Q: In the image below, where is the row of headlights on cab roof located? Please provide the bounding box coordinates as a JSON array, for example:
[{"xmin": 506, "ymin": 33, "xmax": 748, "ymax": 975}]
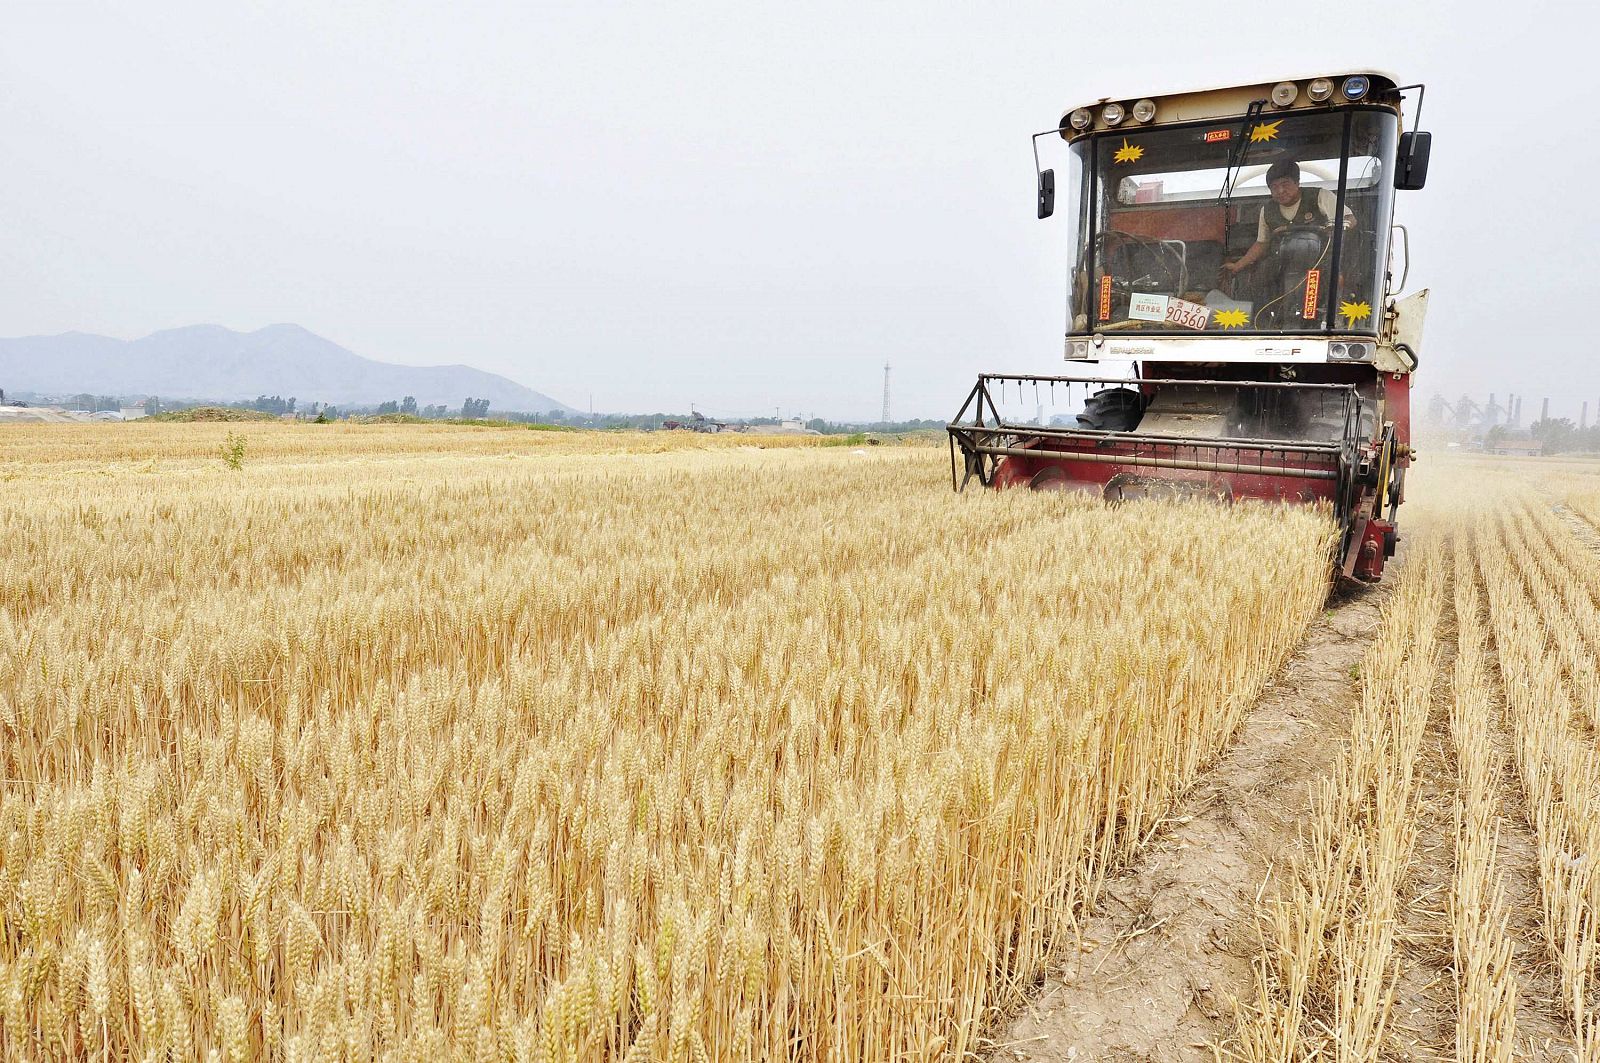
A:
[{"xmin": 1067, "ymin": 75, "xmax": 1374, "ymax": 132}]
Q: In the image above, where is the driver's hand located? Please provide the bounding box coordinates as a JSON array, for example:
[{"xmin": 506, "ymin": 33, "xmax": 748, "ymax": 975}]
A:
[{"xmin": 1220, "ymin": 260, "xmax": 1241, "ymax": 276}]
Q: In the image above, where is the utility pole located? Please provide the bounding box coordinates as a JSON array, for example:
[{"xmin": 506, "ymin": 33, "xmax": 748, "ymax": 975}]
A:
[{"xmin": 881, "ymin": 363, "xmax": 891, "ymax": 426}]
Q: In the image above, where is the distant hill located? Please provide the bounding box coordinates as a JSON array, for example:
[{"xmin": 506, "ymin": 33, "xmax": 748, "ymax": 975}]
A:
[{"xmin": 0, "ymin": 324, "xmax": 575, "ymax": 413}]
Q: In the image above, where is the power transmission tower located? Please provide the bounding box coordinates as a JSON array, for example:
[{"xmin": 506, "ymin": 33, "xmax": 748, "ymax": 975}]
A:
[{"xmin": 881, "ymin": 363, "xmax": 891, "ymax": 425}]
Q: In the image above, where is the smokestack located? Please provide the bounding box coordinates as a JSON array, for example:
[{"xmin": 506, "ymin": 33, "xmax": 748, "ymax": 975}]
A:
[
  {"xmin": 1514, "ymin": 395, "xmax": 1522, "ymax": 426},
  {"xmin": 1508, "ymin": 394, "xmax": 1517, "ymax": 427},
  {"xmin": 1585, "ymin": 402, "xmax": 1591, "ymax": 431},
  {"xmin": 1543, "ymin": 397, "xmax": 1551, "ymax": 422}
]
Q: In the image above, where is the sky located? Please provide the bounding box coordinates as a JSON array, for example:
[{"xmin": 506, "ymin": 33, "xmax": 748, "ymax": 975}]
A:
[{"xmin": 2, "ymin": 0, "xmax": 1589, "ymax": 421}]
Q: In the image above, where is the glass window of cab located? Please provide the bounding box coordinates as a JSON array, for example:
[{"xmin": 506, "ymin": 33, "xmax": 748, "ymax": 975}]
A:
[{"xmin": 1065, "ymin": 108, "xmax": 1397, "ymax": 337}]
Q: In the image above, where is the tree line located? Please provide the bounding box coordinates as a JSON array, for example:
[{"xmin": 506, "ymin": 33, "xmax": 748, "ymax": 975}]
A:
[{"xmin": 1488, "ymin": 417, "xmax": 1600, "ymax": 455}]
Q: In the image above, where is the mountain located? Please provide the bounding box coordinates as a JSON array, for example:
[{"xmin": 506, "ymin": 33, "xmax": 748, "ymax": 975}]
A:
[{"xmin": 0, "ymin": 324, "xmax": 575, "ymax": 413}]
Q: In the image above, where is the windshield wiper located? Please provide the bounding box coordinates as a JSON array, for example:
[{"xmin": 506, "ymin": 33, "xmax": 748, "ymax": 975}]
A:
[{"xmin": 1217, "ymin": 99, "xmax": 1268, "ymax": 206}]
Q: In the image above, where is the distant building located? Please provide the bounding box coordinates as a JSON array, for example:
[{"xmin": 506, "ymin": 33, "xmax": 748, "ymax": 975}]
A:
[
  {"xmin": 119, "ymin": 405, "xmax": 147, "ymax": 420},
  {"xmin": 763, "ymin": 417, "xmax": 822, "ymax": 436},
  {"xmin": 1490, "ymin": 437, "xmax": 1544, "ymax": 457}
]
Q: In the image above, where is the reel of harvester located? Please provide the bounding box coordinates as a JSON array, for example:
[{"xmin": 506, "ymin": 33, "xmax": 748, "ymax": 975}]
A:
[{"xmin": 947, "ymin": 374, "xmax": 1389, "ymax": 579}]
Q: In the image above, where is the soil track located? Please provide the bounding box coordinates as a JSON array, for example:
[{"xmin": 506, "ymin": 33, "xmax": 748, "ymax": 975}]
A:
[
  {"xmin": 993, "ymin": 579, "xmax": 1390, "ymax": 1061},
  {"xmin": 1385, "ymin": 609, "xmax": 1458, "ymax": 1061}
]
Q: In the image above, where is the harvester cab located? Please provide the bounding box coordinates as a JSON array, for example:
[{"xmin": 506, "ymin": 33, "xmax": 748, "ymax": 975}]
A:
[{"xmin": 948, "ymin": 73, "xmax": 1429, "ymax": 582}]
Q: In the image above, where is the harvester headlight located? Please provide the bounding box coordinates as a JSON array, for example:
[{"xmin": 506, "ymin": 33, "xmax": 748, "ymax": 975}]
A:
[
  {"xmin": 1068, "ymin": 107, "xmax": 1093, "ymax": 130},
  {"xmin": 1101, "ymin": 102, "xmax": 1125, "ymax": 126},
  {"xmin": 1271, "ymin": 81, "xmax": 1299, "ymax": 107},
  {"xmin": 1348, "ymin": 342, "xmax": 1372, "ymax": 361},
  {"xmin": 1132, "ymin": 98, "xmax": 1157, "ymax": 123},
  {"xmin": 1330, "ymin": 342, "xmax": 1348, "ymax": 359},
  {"xmin": 1307, "ymin": 77, "xmax": 1334, "ymax": 102},
  {"xmin": 1342, "ymin": 75, "xmax": 1371, "ymax": 100},
  {"xmin": 1066, "ymin": 339, "xmax": 1091, "ymax": 360}
]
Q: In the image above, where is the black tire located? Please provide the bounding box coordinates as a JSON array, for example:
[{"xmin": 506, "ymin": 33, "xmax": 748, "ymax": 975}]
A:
[{"xmin": 1076, "ymin": 387, "xmax": 1143, "ymax": 432}]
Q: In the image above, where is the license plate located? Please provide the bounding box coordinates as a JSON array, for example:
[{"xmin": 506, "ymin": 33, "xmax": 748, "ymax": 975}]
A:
[{"xmin": 1164, "ymin": 297, "xmax": 1211, "ymax": 331}]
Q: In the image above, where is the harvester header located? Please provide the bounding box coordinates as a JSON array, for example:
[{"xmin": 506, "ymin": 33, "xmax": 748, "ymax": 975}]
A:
[{"xmin": 950, "ymin": 71, "xmax": 1431, "ymax": 582}]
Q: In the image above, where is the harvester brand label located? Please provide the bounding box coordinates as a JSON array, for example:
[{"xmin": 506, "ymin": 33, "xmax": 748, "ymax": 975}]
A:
[
  {"xmin": 1127, "ymin": 293, "xmax": 1169, "ymax": 322},
  {"xmin": 1204, "ymin": 129, "xmax": 1232, "ymax": 143},
  {"xmin": 1302, "ymin": 269, "xmax": 1321, "ymax": 319},
  {"xmin": 1164, "ymin": 296, "xmax": 1211, "ymax": 331},
  {"xmin": 1098, "ymin": 274, "xmax": 1113, "ymax": 321}
]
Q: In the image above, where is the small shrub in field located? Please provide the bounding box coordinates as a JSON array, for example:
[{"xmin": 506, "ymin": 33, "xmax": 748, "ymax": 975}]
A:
[{"xmin": 219, "ymin": 431, "xmax": 247, "ymax": 469}]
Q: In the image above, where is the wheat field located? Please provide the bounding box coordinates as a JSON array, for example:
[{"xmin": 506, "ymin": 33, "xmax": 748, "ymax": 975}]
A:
[{"xmin": 0, "ymin": 424, "xmax": 1334, "ymax": 1062}]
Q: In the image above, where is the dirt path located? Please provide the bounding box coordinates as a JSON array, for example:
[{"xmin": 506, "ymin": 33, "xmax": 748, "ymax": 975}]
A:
[
  {"xmin": 993, "ymin": 580, "xmax": 1389, "ymax": 1062},
  {"xmin": 1385, "ymin": 595, "xmax": 1459, "ymax": 1062}
]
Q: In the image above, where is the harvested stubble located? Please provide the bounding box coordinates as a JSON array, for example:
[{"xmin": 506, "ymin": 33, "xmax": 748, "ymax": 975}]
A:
[
  {"xmin": 1449, "ymin": 536, "xmax": 1517, "ymax": 1061},
  {"xmin": 1237, "ymin": 460, "xmax": 1600, "ymax": 1062},
  {"xmin": 1235, "ymin": 536, "xmax": 1446, "ymax": 1061},
  {"xmin": 0, "ymin": 427, "xmax": 1332, "ymax": 1061},
  {"xmin": 1475, "ymin": 497, "xmax": 1600, "ymax": 1057}
]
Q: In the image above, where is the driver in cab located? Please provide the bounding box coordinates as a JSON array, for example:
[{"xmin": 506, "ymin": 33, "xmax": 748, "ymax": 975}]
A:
[{"xmin": 1220, "ymin": 159, "xmax": 1355, "ymax": 278}]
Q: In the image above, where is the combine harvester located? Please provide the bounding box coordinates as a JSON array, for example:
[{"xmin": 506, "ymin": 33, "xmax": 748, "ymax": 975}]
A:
[{"xmin": 948, "ymin": 72, "xmax": 1430, "ymax": 582}]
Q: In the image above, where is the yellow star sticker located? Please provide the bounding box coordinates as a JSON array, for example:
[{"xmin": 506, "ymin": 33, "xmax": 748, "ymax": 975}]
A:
[
  {"xmin": 1214, "ymin": 309, "xmax": 1250, "ymax": 329},
  {"xmin": 1339, "ymin": 300, "xmax": 1372, "ymax": 324},
  {"xmin": 1113, "ymin": 138, "xmax": 1143, "ymax": 164},
  {"xmin": 1249, "ymin": 120, "xmax": 1281, "ymax": 143}
]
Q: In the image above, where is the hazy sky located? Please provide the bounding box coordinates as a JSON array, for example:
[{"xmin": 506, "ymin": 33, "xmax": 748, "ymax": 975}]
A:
[{"xmin": 3, "ymin": 1, "xmax": 1586, "ymax": 420}]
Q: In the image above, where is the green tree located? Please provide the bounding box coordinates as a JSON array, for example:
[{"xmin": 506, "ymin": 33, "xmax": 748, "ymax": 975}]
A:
[{"xmin": 1531, "ymin": 417, "xmax": 1576, "ymax": 454}]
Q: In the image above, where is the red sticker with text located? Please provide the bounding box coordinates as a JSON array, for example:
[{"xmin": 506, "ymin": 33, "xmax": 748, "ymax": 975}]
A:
[
  {"xmin": 1204, "ymin": 129, "xmax": 1232, "ymax": 143},
  {"xmin": 1299, "ymin": 267, "xmax": 1324, "ymax": 316},
  {"xmin": 1099, "ymin": 275, "xmax": 1113, "ymax": 322},
  {"xmin": 1302, "ymin": 269, "xmax": 1321, "ymax": 319}
]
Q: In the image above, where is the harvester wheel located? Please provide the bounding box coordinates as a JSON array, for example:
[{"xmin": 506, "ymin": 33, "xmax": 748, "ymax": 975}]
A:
[{"xmin": 1076, "ymin": 388, "xmax": 1143, "ymax": 432}]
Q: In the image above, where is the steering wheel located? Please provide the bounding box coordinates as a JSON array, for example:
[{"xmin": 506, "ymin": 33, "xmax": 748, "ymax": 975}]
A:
[
  {"xmin": 1267, "ymin": 223, "xmax": 1332, "ymax": 250},
  {"xmin": 1092, "ymin": 231, "xmax": 1187, "ymax": 311}
]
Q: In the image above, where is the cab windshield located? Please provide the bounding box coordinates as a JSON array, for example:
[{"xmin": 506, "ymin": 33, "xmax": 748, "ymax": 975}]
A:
[{"xmin": 1065, "ymin": 109, "xmax": 1397, "ymax": 336}]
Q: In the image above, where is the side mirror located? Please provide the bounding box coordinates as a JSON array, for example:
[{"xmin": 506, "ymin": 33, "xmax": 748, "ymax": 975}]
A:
[
  {"xmin": 1037, "ymin": 169, "xmax": 1055, "ymax": 219},
  {"xmin": 1395, "ymin": 131, "xmax": 1431, "ymax": 190}
]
